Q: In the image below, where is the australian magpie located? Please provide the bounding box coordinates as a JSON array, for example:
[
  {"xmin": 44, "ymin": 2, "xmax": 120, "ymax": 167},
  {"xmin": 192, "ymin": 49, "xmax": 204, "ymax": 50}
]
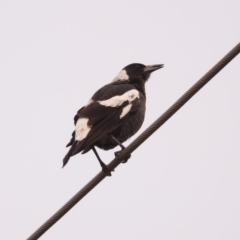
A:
[{"xmin": 63, "ymin": 63, "xmax": 164, "ymax": 175}]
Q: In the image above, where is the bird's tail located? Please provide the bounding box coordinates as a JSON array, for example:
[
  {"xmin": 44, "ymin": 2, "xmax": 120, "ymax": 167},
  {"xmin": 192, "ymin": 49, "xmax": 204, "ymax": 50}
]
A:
[{"xmin": 62, "ymin": 141, "xmax": 78, "ymax": 168}]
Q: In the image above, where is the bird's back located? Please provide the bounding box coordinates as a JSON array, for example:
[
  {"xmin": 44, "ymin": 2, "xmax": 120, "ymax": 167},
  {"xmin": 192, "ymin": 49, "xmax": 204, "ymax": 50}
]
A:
[{"xmin": 94, "ymin": 83, "xmax": 146, "ymax": 150}]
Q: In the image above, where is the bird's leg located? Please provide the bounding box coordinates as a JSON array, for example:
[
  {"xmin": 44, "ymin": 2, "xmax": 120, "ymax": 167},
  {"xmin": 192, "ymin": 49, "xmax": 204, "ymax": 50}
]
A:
[
  {"xmin": 110, "ymin": 134, "xmax": 125, "ymax": 150},
  {"xmin": 109, "ymin": 134, "xmax": 131, "ymax": 163},
  {"xmin": 92, "ymin": 146, "xmax": 112, "ymax": 176}
]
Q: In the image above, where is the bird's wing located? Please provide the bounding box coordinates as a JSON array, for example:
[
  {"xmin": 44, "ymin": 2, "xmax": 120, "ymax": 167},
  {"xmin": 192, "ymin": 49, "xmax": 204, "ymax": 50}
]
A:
[
  {"xmin": 71, "ymin": 82, "xmax": 142, "ymax": 154},
  {"xmin": 84, "ymin": 98, "xmax": 141, "ymax": 153}
]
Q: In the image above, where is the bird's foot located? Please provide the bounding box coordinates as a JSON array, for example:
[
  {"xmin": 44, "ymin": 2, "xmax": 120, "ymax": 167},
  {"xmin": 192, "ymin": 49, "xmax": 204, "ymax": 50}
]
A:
[
  {"xmin": 114, "ymin": 150, "xmax": 131, "ymax": 163},
  {"xmin": 101, "ymin": 165, "xmax": 112, "ymax": 177},
  {"xmin": 92, "ymin": 146, "xmax": 112, "ymax": 176}
]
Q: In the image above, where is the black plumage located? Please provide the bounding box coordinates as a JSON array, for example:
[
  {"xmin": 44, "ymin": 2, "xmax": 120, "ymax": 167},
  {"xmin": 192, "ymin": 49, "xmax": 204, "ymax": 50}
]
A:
[{"xmin": 63, "ymin": 63, "xmax": 163, "ymax": 175}]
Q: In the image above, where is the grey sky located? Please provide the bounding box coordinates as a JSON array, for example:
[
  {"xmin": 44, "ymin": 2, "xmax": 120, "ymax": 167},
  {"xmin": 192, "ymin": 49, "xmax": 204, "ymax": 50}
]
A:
[{"xmin": 0, "ymin": 1, "xmax": 240, "ymax": 239}]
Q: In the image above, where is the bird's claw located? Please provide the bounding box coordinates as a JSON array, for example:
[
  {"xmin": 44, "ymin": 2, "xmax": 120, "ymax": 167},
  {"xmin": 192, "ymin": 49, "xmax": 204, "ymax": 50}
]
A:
[
  {"xmin": 102, "ymin": 166, "xmax": 112, "ymax": 177},
  {"xmin": 114, "ymin": 150, "xmax": 131, "ymax": 163}
]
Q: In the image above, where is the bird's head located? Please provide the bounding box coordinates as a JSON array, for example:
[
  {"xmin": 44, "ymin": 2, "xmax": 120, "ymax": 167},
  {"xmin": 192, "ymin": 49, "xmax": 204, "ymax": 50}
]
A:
[{"xmin": 113, "ymin": 63, "xmax": 164, "ymax": 84}]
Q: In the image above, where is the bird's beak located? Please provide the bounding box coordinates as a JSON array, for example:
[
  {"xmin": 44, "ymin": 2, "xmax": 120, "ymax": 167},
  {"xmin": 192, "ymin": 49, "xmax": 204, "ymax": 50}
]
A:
[{"xmin": 144, "ymin": 64, "xmax": 164, "ymax": 73}]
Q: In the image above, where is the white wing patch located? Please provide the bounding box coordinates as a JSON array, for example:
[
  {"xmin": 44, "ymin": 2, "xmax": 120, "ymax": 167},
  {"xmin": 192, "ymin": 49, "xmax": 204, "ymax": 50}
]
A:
[
  {"xmin": 112, "ymin": 70, "xmax": 129, "ymax": 82},
  {"xmin": 86, "ymin": 98, "xmax": 93, "ymax": 106},
  {"xmin": 98, "ymin": 89, "xmax": 139, "ymax": 107},
  {"xmin": 75, "ymin": 118, "xmax": 91, "ymax": 141},
  {"xmin": 120, "ymin": 104, "xmax": 132, "ymax": 119}
]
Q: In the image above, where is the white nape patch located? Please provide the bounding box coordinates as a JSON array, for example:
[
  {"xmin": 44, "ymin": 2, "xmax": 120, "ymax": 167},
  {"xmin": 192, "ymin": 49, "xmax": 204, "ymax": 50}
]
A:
[
  {"xmin": 98, "ymin": 89, "xmax": 139, "ymax": 107},
  {"xmin": 75, "ymin": 118, "xmax": 91, "ymax": 141},
  {"xmin": 120, "ymin": 104, "xmax": 132, "ymax": 119},
  {"xmin": 86, "ymin": 99, "xmax": 93, "ymax": 106},
  {"xmin": 112, "ymin": 70, "xmax": 129, "ymax": 82}
]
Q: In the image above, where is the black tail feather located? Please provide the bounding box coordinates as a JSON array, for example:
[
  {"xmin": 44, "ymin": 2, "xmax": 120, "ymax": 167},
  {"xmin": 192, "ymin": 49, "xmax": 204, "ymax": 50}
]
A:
[
  {"xmin": 66, "ymin": 131, "xmax": 75, "ymax": 147},
  {"xmin": 71, "ymin": 139, "xmax": 85, "ymax": 156},
  {"xmin": 62, "ymin": 141, "xmax": 78, "ymax": 168}
]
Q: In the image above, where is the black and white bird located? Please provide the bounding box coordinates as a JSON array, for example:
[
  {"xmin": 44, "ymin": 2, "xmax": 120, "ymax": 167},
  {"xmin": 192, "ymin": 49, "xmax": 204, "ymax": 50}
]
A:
[{"xmin": 63, "ymin": 63, "xmax": 163, "ymax": 175}]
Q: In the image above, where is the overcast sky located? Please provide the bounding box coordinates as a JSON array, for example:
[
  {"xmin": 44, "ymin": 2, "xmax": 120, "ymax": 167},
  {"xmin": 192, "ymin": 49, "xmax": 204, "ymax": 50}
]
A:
[{"xmin": 1, "ymin": 1, "xmax": 240, "ymax": 239}]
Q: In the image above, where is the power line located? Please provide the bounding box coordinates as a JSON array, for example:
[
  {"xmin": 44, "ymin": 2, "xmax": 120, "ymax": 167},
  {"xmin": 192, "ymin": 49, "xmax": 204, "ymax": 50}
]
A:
[{"xmin": 26, "ymin": 42, "xmax": 240, "ymax": 240}]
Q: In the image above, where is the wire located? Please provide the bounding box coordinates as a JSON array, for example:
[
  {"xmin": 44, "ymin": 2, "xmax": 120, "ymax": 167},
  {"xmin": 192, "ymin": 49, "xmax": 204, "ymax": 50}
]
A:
[{"xmin": 26, "ymin": 42, "xmax": 240, "ymax": 240}]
